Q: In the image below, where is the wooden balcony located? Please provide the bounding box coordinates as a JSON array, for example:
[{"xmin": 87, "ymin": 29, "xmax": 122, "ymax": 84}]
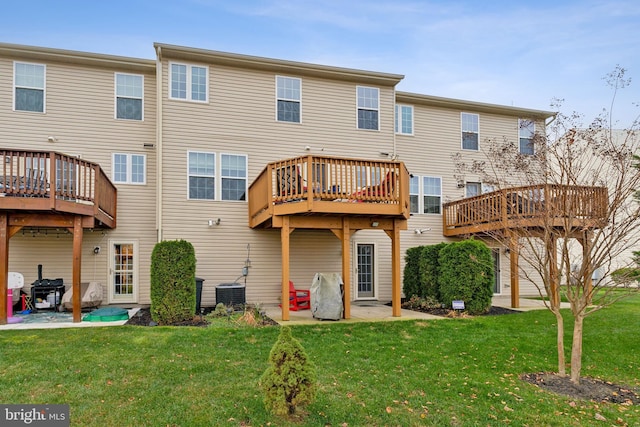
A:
[
  {"xmin": 443, "ymin": 184, "xmax": 608, "ymax": 237},
  {"xmin": 0, "ymin": 149, "xmax": 117, "ymax": 229},
  {"xmin": 248, "ymin": 155, "xmax": 410, "ymax": 229}
]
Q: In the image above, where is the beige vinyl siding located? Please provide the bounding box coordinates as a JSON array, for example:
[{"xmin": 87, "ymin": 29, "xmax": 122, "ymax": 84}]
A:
[
  {"xmin": 159, "ymin": 56, "xmax": 398, "ymax": 304},
  {"xmin": 0, "ymin": 51, "xmax": 158, "ymax": 304}
]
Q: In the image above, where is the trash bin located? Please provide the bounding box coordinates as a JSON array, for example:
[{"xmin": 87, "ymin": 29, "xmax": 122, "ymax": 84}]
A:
[
  {"xmin": 216, "ymin": 283, "xmax": 246, "ymax": 306},
  {"xmin": 195, "ymin": 277, "xmax": 205, "ymax": 313}
]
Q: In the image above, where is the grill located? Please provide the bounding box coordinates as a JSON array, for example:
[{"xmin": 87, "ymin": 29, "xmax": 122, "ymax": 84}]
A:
[{"xmin": 31, "ymin": 264, "xmax": 65, "ymax": 310}]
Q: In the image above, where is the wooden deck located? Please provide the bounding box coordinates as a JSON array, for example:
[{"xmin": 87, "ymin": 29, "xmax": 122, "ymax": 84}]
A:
[
  {"xmin": 248, "ymin": 155, "xmax": 410, "ymax": 322},
  {"xmin": 443, "ymin": 184, "xmax": 608, "ymax": 237},
  {"xmin": 0, "ymin": 149, "xmax": 117, "ymax": 325},
  {"xmin": 248, "ymin": 155, "xmax": 410, "ymax": 229},
  {"xmin": 0, "ymin": 149, "xmax": 117, "ymax": 229}
]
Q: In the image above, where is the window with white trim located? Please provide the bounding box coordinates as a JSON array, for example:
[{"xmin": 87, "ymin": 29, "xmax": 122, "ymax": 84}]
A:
[
  {"xmin": 395, "ymin": 104, "xmax": 413, "ymax": 135},
  {"xmin": 188, "ymin": 151, "xmax": 215, "ymax": 199},
  {"xmin": 115, "ymin": 73, "xmax": 143, "ymax": 120},
  {"xmin": 519, "ymin": 119, "xmax": 535, "ymax": 155},
  {"xmin": 357, "ymin": 86, "xmax": 379, "ymax": 130},
  {"xmin": 423, "ymin": 176, "xmax": 442, "ymax": 214},
  {"xmin": 221, "ymin": 154, "xmax": 247, "ymax": 201},
  {"xmin": 409, "ymin": 175, "xmax": 419, "ymax": 214},
  {"xmin": 276, "ymin": 76, "xmax": 301, "ymax": 123},
  {"xmin": 14, "ymin": 62, "xmax": 45, "ymax": 112},
  {"xmin": 113, "ymin": 153, "xmax": 146, "ymax": 184},
  {"xmin": 465, "ymin": 182, "xmax": 481, "ymax": 198},
  {"xmin": 170, "ymin": 63, "xmax": 208, "ymax": 102},
  {"xmin": 461, "ymin": 112, "xmax": 479, "ymax": 150},
  {"xmin": 410, "ymin": 175, "xmax": 442, "ymax": 214}
]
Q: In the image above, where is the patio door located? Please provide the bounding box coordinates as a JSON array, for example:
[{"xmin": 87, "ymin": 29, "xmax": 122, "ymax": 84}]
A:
[
  {"xmin": 355, "ymin": 243, "xmax": 376, "ymax": 299},
  {"xmin": 108, "ymin": 240, "xmax": 138, "ymax": 303}
]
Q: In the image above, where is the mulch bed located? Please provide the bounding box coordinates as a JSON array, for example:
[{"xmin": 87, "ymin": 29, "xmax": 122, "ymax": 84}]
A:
[
  {"xmin": 521, "ymin": 372, "xmax": 640, "ymax": 405},
  {"xmin": 125, "ymin": 306, "xmax": 278, "ymax": 327}
]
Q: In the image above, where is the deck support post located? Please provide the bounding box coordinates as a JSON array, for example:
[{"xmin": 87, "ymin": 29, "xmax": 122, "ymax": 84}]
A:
[
  {"xmin": 341, "ymin": 218, "xmax": 351, "ymax": 319},
  {"xmin": 280, "ymin": 216, "xmax": 291, "ymax": 321},
  {"xmin": 72, "ymin": 215, "xmax": 83, "ymax": 323},
  {"xmin": 0, "ymin": 213, "xmax": 8, "ymax": 325},
  {"xmin": 386, "ymin": 219, "xmax": 402, "ymax": 317},
  {"xmin": 509, "ymin": 232, "xmax": 520, "ymax": 308}
]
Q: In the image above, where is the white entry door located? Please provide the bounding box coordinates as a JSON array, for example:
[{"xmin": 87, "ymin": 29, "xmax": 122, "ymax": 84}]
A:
[
  {"xmin": 355, "ymin": 243, "xmax": 377, "ymax": 299},
  {"xmin": 109, "ymin": 240, "xmax": 138, "ymax": 303}
]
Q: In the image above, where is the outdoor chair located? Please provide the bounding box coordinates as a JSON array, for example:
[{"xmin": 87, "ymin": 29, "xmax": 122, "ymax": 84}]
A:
[{"xmin": 279, "ymin": 280, "xmax": 311, "ymax": 311}]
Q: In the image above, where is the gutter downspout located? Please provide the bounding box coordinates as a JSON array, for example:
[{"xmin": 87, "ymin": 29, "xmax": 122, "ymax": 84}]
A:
[
  {"xmin": 392, "ymin": 88, "xmax": 397, "ymax": 160},
  {"xmin": 155, "ymin": 45, "xmax": 163, "ymax": 242}
]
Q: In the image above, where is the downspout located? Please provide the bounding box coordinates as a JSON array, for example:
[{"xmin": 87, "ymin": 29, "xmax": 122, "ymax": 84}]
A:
[
  {"xmin": 392, "ymin": 88, "xmax": 397, "ymax": 160},
  {"xmin": 155, "ymin": 45, "xmax": 163, "ymax": 242}
]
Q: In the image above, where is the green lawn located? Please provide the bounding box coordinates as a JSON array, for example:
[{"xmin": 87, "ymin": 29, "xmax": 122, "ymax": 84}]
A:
[{"xmin": 1, "ymin": 296, "xmax": 639, "ymax": 426}]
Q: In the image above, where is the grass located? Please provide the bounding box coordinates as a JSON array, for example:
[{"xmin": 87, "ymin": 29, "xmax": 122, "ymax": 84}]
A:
[{"xmin": 1, "ymin": 296, "xmax": 639, "ymax": 426}]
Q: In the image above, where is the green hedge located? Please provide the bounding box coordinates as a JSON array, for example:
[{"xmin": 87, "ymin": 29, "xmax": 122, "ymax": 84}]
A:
[
  {"xmin": 403, "ymin": 246, "xmax": 424, "ymax": 298},
  {"xmin": 438, "ymin": 239, "xmax": 494, "ymax": 315},
  {"xmin": 419, "ymin": 242, "xmax": 449, "ymax": 300},
  {"xmin": 150, "ymin": 240, "xmax": 197, "ymax": 325}
]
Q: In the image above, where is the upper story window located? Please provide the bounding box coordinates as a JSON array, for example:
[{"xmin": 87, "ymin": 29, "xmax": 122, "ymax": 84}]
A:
[
  {"xmin": 221, "ymin": 154, "xmax": 247, "ymax": 201},
  {"xmin": 115, "ymin": 73, "xmax": 143, "ymax": 120},
  {"xmin": 170, "ymin": 63, "xmax": 208, "ymax": 102},
  {"xmin": 357, "ymin": 86, "xmax": 379, "ymax": 130},
  {"xmin": 461, "ymin": 112, "xmax": 479, "ymax": 150},
  {"xmin": 395, "ymin": 104, "xmax": 413, "ymax": 135},
  {"xmin": 276, "ymin": 76, "xmax": 301, "ymax": 123},
  {"xmin": 113, "ymin": 153, "xmax": 146, "ymax": 185},
  {"xmin": 188, "ymin": 151, "xmax": 215, "ymax": 200},
  {"xmin": 14, "ymin": 62, "xmax": 45, "ymax": 112},
  {"xmin": 519, "ymin": 119, "xmax": 535, "ymax": 155}
]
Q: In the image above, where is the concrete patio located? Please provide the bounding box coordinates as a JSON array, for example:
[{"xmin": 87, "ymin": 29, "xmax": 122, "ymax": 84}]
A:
[{"xmin": 0, "ymin": 296, "xmax": 563, "ymax": 330}]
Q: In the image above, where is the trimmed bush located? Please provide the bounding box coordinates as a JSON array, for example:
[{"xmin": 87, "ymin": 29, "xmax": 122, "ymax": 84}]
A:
[
  {"xmin": 403, "ymin": 246, "xmax": 424, "ymax": 299},
  {"xmin": 260, "ymin": 326, "xmax": 317, "ymax": 416},
  {"xmin": 150, "ymin": 239, "xmax": 197, "ymax": 325},
  {"xmin": 419, "ymin": 242, "xmax": 449, "ymax": 300},
  {"xmin": 438, "ymin": 239, "xmax": 494, "ymax": 315}
]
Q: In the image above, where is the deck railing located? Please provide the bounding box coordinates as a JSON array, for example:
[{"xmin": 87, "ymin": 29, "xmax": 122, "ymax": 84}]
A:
[
  {"xmin": 0, "ymin": 150, "xmax": 117, "ymax": 228},
  {"xmin": 442, "ymin": 184, "xmax": 608, "ymax": 235},
  {"xmin": 248, "ymin": 155, "xmax": 410, "ymax": 227}
]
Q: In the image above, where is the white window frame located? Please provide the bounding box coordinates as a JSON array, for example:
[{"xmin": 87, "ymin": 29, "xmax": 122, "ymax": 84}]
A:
[
  {"xmin": 275, "ymin": 76, "xmax": 302, "ymax": 123},
  {"xmin": 14, "ymin": 61, "xmax": 46, "ymax": 113},
  {"xmin": 395, "ymin": 104, "xmax": 414, "ymax": 135},
  {"xmin": 410, "ymin": 175, "xmax": 442, "ymax": 215},
  {"xmin": 188, "ymin": 151, "xmax": 216, "ymax": 200},
  {"xmin": 519, "ymin": 119, "xmax": 535, "ymax": 155},
  {"xmin": 356, "ymin": 86, "xmax": 380, "ymax": 130},
  {"xmin": 108, "ymin": 239, "xmax": 139, "ymax": 304},
  {"xmin": 461, "ymin": 112, "xmax": 479, "ymax": 150},
  {"xmin": 112, "ymin": 153, "xmax": 146, "ymax": 185},
  {"xmin": 220, "ymin": 153, "xmax": 248, "ymax": 201},
  {"xmin": 409, "ymin": 175, "xmax": 420, "ymax": 214},
  {"xmin": 169, "ymin": 62, "xmax": 208, "ymax": 103},
  {"xmin": 422, "ymin": 176, "xmax": 442, "ymax": 215},
  {"xmin": 115, "ymin": 73, "xmax": 144, "ymax": 121},
  {"xmin": 465, "ymin": 182, "xmax": 482, "ymax": 198}
]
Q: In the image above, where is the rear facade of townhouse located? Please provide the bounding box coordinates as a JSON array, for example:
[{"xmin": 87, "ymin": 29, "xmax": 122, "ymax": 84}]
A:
[{"xmin": 0, "ymin": 42, "xmax": 562, "ymax": 323}]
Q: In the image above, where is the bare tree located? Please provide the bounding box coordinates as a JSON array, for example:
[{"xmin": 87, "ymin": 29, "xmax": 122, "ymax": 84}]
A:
[{"xmin": 453, "ymin": 66, "xmax": 640, "ymax": 384}]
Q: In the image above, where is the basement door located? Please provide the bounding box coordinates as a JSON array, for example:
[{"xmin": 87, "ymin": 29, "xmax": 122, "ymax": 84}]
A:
[
  {"xmin": 108, "ymin": 240, "xmax": 138, "ymax": 303},
  {"xmin": 355, "ymin": 243, "xmax": 377, "ymax": 299}
]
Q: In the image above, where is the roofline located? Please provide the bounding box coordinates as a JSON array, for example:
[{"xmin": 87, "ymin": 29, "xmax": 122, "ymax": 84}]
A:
[
  {"xmin": 0, "ymin": 42, "xmax": 155, "ymax": 73},
  {"xmin": 396, "ymin": 91, "xmax": 556, "ymax": 119},
  {"xmin": 154, "ymin": 43, "xmax": 404, "ymax": 86}
]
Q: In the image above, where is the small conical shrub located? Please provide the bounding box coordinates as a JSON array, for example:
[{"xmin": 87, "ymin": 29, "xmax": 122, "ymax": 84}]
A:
[{"xmin": 260, "ymin": 326, "xmax": 317, "ymax": 416}]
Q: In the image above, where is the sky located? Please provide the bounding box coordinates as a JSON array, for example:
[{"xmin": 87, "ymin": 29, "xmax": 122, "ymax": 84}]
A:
[{"xmin": 2, "ymin": 0, "xmax": 639, "ymax": 126}]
